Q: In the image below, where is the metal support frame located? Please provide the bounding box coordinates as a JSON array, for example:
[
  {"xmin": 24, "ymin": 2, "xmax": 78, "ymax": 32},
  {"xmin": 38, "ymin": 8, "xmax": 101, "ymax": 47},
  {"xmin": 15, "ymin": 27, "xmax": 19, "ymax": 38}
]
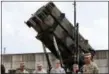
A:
[
  {"xmin": 53, "ymin": 36, "xmax": 70, "ymax": 74},
  {"xmin": 53, "ymin": 36, "xmax": 63, "ymax": 67},
  {"xmin": 42, "ymin": 43, "xmax": 52, "ymax": 74}
]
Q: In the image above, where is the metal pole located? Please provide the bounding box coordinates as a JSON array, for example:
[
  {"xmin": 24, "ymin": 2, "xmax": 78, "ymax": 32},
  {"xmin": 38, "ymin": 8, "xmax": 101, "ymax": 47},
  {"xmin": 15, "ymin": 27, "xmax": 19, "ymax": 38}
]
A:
[
  {"xmin": 53, "ymin": 36, "xmax": 68, "ymax": 73},
  {"xmin": 74, "ymin": 0, "xmax": 77, "ymax": 64},
  {"xmin": 74, "ymin": 0, "xmax": 80, "ymax": 68},
  {"xmin": 76, "ymin": 23, "xmax": 79, "ymax": 65},
  {"xmin": 42, "ymin": 43, "xmax": 52, "ymax": 74},
  {"xmin": 53, "ymin": 36, "xmax": 63, "ymax": 67},
  {"xmin": 74, "ymin": 0, "xmax": 76, "ymax": 27},
  {"xmin": 74, "ymin": 1, "xmax": 80, "ymax": 71}
]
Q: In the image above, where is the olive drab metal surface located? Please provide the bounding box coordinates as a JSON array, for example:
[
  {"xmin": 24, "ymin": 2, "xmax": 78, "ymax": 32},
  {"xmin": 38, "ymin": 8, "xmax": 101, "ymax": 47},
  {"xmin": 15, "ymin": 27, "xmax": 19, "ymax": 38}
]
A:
[{"xmin": 25, "ymin": 2, "xmax": 95, "ymax": 64}]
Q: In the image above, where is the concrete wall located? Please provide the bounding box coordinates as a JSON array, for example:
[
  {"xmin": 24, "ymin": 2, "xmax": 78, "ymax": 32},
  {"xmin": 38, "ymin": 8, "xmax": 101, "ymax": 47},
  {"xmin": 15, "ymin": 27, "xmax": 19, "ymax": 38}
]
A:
[
  {"xmin": 1, "ymin": 50, "xmax": 109, "ymax": 73},
  {"xmin": 95, "ymin": 59, "xmax": 108, "ymax": 73},
  {"xmin": 94, "ymin": 50, "xmax": 108, "ymax": 73},
  {"xmin": 1, "ymin": 53, "xmax": 57, "ymax": 73}
]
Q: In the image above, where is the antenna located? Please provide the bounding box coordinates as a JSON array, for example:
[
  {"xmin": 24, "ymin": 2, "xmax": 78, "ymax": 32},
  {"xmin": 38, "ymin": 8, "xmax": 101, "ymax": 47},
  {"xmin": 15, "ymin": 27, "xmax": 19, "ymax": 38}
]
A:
[
  {"xmin": 73, "ymin": 0, "xmax": 77, "ymax": 63},
  {"xmin": 74, "ymin": 0, "xmax": 79, "ymax": 65},
  {"xmin": 74, "ymin": 0, "xmax": 76, "ymax": 27}
]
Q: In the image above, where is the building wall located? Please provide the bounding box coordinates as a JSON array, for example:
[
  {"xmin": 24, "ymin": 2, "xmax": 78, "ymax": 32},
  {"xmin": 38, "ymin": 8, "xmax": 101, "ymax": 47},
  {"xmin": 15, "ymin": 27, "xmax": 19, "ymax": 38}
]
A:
[
  {"xmin": 1, "ymin": 50, "xmax": 109, "ymax": 73},
  {"xmin": 95, "ymin": 59, "xmax": 108, "ymax": 73},
  {"xmin": 94, "ymin": 50, "xmax": 108, "ymax": 73},
  {"xmin": 1, "ymin": 53, "xmax": 57, "ymax": 73}
]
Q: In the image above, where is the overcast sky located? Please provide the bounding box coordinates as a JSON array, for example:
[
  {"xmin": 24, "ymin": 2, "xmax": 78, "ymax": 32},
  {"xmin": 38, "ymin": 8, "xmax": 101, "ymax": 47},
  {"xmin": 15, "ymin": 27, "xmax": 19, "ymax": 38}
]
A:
[{"xmin": 0, "ymin": 1, "xmax": 108, "ymax": 54}]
